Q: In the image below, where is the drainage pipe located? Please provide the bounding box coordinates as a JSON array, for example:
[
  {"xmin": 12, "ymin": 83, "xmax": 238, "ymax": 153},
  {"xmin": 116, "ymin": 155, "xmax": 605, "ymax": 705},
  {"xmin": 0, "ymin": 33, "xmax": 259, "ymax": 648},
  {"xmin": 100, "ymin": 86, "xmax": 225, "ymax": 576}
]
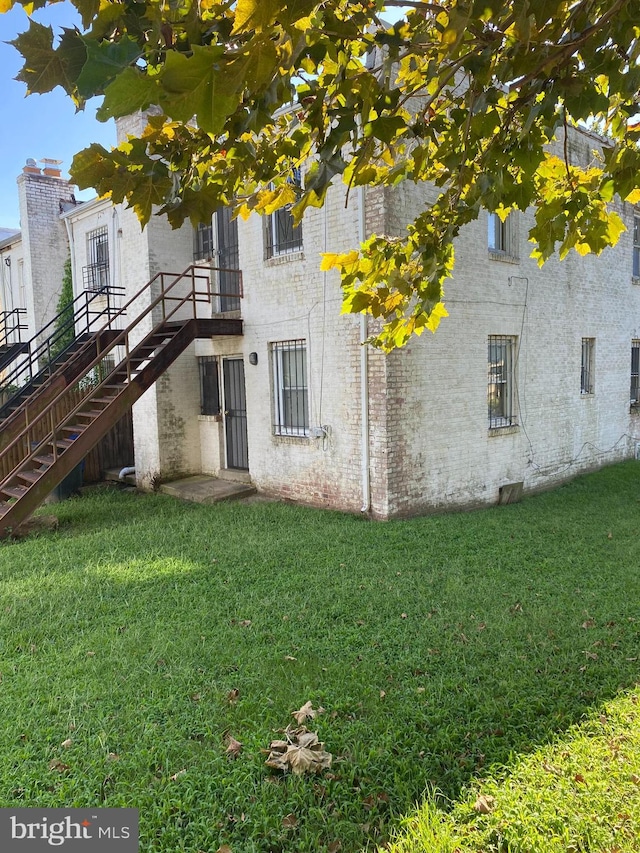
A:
[{"xmin": 358, "ymin": 183, "xmax": 370, "ymax": 514}]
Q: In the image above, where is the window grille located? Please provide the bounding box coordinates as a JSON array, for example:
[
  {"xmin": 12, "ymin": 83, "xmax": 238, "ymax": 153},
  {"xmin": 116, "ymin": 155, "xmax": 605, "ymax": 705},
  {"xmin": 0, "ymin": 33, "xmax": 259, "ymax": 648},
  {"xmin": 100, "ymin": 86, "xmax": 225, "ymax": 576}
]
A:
[
  {"xmin": 488, "ymin": 335, "xmax": 517, "ymax": 428},
  {"xmin": 194, "ymin": 222, "xmax": 214, "ymax": 261},
  {"xmin": 272, "ymin": 339, "xmax": 309, "ymax": 436},
  {"xmin": 634, "ymin": 216, "xmax": 640, "ymax": 277},
  {"xmin": 83, "ymin": 227, "xmax": 109, "ymax": 291},
  {"xmin": 198, "ymin": 356, "xmax": 220, "ymax": 415},
  {"xmin": 265, "ymin": 169, "xmax": 303, "ymax": 258},
  {"xmin": 581, "ymin": 338, "xmax": 595, "ymax": 395},
  {"xmin": 631, "ymin": 341, "xmax": 640, "ymax": 404}
]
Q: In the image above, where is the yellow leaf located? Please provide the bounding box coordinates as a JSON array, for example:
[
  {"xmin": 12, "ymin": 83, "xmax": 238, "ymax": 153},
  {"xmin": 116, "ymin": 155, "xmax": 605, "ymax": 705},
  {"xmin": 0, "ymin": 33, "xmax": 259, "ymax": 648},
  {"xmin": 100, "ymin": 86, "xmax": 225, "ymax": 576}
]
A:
[
  {"xmin": 320, "ymin": 250, "xmax": 359, "ymax": 272},
  {"xmin": 425, "ymin": 302, "xmax": 449, "ymax": 332},
  {"xmin": 625, "ymin": 189, "xmax": 640, "ymax": 205},
  {"xmin": 0, "ymin": 0, "xmax": 14, "ymax": 12}
]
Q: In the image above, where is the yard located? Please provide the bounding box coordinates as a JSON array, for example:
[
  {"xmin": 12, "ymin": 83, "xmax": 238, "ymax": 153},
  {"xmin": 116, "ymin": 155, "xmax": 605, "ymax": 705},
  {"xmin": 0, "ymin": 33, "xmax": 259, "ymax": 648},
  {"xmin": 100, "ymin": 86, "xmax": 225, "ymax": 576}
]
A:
[{"xmin": 1, "ymin": 462, "xmax": 640, "ymax": 852}]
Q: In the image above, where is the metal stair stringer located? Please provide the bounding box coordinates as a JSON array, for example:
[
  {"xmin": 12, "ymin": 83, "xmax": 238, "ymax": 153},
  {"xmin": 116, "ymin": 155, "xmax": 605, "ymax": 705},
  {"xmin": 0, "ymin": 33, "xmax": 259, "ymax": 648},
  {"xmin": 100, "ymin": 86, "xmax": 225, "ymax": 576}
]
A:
[{"xmin": 0, "ymin": 315, "xmax": 242, "ymax": 538}]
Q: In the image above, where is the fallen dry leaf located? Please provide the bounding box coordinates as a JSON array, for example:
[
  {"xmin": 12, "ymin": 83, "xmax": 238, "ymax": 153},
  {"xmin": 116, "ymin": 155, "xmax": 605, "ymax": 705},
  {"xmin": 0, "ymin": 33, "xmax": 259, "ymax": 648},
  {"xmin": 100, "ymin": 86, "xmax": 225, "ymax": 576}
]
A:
[
  {"xmin": 284, "ymin": 655, "xmax": 297, "ymax": 661},
  {"xmin": 265, "ymin": 726, "xmax": 332, "ymax": 776},
  {"xmin": 282, "ymin": 813, "xmax": 298, "ymax": 829},
  {"xmin": 216, "ymin": 846, "xmax": 233, "ymax": 853},
  {"xmin": 292, "ymin": 701, "xmax": 324, "ymax": 725},
  {"xmin": 227, "ymin": 688, "xmax": 240, "ymax": 704},
  {"xmin": 60, "ymin": 738, "xmax": 72, "ymax": 749},
  {"xmin": 49, "ymin": 759, "xmax": 70, "ymax": 773},
  {"xmin": 225, "ymin": 736, "xmax": 243, "ymax": 759},
  {"xmin": 327, "ymin": 842, "xmax": 342, "ymax": 853},
  {"xmin": 170, "ymin": 769, "xmax": 187, "ymax": 781},
  {"xmin": 473, "ymin": 794, "xmax": 496, "ymax": 814},
  {"xmin": 238, "ymin": 620, "xmax": 252, "ymax": 628}
]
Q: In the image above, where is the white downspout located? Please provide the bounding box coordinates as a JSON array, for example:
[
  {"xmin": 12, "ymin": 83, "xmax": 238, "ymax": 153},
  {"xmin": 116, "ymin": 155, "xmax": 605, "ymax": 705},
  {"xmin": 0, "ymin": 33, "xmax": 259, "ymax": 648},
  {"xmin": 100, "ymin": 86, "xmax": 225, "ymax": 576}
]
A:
[{"xmin": 358, "ymin": 183, "xmax": 370, "ymax": 514}]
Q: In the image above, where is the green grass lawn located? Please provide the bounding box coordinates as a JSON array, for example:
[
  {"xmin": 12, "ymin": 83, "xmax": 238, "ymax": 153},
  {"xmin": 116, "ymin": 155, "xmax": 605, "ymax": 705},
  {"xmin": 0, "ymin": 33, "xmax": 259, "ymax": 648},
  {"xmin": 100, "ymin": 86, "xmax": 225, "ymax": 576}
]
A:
[{"xmin": 1, "ymin": 462, "xmax": 640, "ymax": 852}]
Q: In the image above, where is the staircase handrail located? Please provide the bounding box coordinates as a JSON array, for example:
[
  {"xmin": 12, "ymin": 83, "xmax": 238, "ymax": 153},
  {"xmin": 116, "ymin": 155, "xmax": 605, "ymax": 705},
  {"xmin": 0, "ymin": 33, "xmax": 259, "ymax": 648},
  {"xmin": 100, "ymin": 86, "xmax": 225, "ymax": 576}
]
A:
[
  {"xmin": 0, "ymin": 285, "xmax": 125, "ymax": 393},
  {"xmin": 0, "ymin": 264, "xmax": 240, "ymax": 487},
  {"xmin": 0, "ymin": 308, "xmax": 27, "ymax": 349}
]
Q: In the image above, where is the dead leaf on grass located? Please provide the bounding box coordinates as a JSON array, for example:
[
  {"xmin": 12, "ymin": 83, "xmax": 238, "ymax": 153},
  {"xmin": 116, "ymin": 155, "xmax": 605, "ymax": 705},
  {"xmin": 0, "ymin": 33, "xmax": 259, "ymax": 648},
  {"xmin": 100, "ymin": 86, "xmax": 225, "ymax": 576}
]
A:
[
  {"xmin": 227, "ymin": 688, "xmax": 240, "ymax": 704},
  {"xmin": 292, "ymin": 701, "xmax": 324, "ymax": 725},
  {"xmin": 170, "ymin": 769, "xmax": 187, "ymax": 781},
  {"xmin": 49, "ymin": 759, "xmax": 69, "ymax": 773},
  {"xmin": 216, "ymin": 846, "xmax": 233, "ymax": 853},
  {"xmin": 282, "ymin": 813, "xmax": 298, "ymax": 829},
  {"xmin": 225, "ymin": 736, "xmax": 243, "ymax": 759},
  {"xmin": 284, "ymin": 655, "xmax": 297, "ymax": 661},
  {"xmin": 473, "ymin": 794, "xmax": 496, "ymax": 814},
  {"xmin": 238, "ymin": 620, "xmax": 252, "ymax": 628},
  {"xmin": 265, "ymin": 726, "xmax": 332, "ymax": 776},
  {"xmin": 327, "ymin": 842, "xmax": 342, "ymax": 853},
  {"xmin": 60, "ymin": 738, "xmax": 72, "ymax": 749}
]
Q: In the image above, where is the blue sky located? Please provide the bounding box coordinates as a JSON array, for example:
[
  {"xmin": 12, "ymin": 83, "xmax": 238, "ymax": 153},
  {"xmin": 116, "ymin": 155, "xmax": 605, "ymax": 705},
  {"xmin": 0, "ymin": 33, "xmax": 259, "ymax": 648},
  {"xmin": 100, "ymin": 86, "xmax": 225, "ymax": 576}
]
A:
[{"xmin": 0, "ymin": 3, "xmax": 115, "ymax": 230}]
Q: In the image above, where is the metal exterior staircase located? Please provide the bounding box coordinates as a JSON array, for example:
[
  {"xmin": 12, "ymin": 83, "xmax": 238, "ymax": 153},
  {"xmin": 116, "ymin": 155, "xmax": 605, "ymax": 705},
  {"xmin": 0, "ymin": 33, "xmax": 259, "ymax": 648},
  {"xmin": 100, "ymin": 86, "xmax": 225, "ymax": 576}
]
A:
[
  {"xmin": 0, "ymin": 309, "xmax": 28, "ymax": 372},
  {"xmin": 0, "ymin": 264, "xmax": 242, "ymax": 538}
]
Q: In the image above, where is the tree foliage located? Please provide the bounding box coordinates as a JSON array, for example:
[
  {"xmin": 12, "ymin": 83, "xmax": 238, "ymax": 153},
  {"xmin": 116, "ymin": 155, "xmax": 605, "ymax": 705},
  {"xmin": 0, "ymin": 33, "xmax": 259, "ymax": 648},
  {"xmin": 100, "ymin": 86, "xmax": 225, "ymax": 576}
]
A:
[
  {"xmin": 50, "ymin": 255, "xmax": 74, "ymax": 359},
  {"xmin": 4, "ymin": 0, "xmax": 640, "ymax": 349}
]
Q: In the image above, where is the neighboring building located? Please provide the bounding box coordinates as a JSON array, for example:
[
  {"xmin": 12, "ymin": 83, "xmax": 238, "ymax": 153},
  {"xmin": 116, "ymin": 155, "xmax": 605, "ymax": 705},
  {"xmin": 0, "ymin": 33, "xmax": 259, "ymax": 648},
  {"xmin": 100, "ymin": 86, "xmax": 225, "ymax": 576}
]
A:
[{"xmin": 3, "ymin": 124, "xmax": 640, "ymax": 519}]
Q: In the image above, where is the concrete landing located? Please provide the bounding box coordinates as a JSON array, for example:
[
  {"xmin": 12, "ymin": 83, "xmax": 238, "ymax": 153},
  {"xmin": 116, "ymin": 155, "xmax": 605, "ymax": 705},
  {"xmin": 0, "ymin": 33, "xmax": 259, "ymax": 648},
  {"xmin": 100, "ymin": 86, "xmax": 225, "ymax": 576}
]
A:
[{"xmin": 159, "ymin": 474, "xmax": 256, "ymax": 504}]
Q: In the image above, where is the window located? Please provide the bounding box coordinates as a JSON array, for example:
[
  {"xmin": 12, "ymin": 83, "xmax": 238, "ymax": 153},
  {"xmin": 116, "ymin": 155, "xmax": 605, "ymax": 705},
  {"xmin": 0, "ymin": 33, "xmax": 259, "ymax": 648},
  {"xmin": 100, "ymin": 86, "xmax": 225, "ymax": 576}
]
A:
[
  {"xmin": 198, "ymin": 356, "xmax": 220, "ymax": 416},
  {"xmin": 488, "ymin": 335, "xmax": 517, "ymax": 428},
  {"xmin": 634, "ymin": 216, "xmax": 640, "ymax": 278},
  {"xmin": 631, "ymin": 341, "xmax": 640, "ymax": 404},
  {"xmin": 272, "ymin": 339, "xmax": 309, "ymax": 436},
  {"xmin": 581, "ymin": 338, "xmax": 595, "ymax": 395},
  {"xmin": 83, "ymin": 227, "xmax": 109, "ymax": 291},
  {"xmin": 194, "ymin": 221, "xmax": 214, "ymax": 261},
  {"xmin": 265, "ymin": 169, "xmax": 303, "ymax": 259},
  {"xmin": 488, "ymin": 212, "xmax": 507, "ymax": 252}
]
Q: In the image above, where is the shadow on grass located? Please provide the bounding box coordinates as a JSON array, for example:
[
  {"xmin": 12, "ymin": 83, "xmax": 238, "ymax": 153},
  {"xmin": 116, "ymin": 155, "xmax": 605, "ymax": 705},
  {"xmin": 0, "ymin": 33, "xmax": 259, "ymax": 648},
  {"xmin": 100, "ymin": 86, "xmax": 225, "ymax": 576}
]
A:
[{"xmin": 2, "ymin": 464, "xmax": 640, "ymax": 851}]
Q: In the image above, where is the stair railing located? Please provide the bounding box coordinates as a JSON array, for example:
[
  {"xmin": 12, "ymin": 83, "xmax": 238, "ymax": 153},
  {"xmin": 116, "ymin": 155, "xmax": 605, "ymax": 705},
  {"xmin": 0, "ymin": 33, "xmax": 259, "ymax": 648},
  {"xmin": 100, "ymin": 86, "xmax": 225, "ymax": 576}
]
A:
[
  {"xmin": 0, "ymin": 286, "xmax": 125, "ymax": 393},
  {"xmin": 0, "ymin": 264, "xmax": 242, "ymax": 488},
  {"xmin": 0, "ymin": 309, "xmax": 28, "ymax": 349}
]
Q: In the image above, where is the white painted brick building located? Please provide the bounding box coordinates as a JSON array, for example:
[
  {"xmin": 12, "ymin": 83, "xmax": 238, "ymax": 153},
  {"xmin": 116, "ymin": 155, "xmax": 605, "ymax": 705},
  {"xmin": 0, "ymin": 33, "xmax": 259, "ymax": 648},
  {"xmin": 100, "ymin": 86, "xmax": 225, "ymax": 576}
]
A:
[{"xmin": 3, "ymin": 125, "xmax": 640, "ymax": 518}]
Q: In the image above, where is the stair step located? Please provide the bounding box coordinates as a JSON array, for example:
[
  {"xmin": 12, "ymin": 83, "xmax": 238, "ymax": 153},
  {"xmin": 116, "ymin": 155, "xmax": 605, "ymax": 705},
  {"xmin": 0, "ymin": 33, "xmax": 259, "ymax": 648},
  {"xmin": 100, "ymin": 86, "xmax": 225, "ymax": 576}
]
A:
[
  {"xmin": 17, "ymin": 470, "xmax": 41, "ymax": 484},
  {"xmin": 34, "ymin": 454, "xmax": 55, "ymax": 466},
  {"xmin": 76, "ymin": 410, "xmax": 102, "ymax": 419},
  {"xmin": 60, "ymin": 425, "xmax": 86, "ymax": 434},
  {"xmin": 53, "ymin": 439, "xmax": 74, "ymax": 450},
  {"xmin": 2, "ymin": 485, "xmax": 28, "ymax": 499}
]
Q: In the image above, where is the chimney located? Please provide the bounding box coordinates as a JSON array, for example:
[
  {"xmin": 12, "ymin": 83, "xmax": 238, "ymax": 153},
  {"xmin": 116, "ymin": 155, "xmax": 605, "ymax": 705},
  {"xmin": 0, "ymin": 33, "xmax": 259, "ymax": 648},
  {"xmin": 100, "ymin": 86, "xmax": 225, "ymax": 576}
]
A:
[
  {"xmin": 41, "ymin": 158, "xmax": 63, "ymax": 178},
  {"xmin": 23, "ymin": 158, "xmax": 41, "ymax": 175}
]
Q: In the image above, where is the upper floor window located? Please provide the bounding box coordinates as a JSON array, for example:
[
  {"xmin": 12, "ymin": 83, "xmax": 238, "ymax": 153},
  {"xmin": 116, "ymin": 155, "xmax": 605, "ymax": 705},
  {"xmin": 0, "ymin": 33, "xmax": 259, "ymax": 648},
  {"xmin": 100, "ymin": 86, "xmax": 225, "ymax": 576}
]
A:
[
  {"xmin": 633, "ymin": 215, "xmax": 640, "ymax": 278},
  {"xmin": 488, "ymin": 335, "xmax": 517, "ymax": 429},
  {"xmin": 265, "ymin": 168, "xmax": 303, "ymax": 259},
  {"xmin": 272, "ymin": 339, "xmax": 309, "ymax": 436},
  {"xmin": 581, "ymin": 337, "xmax": 595, "ymax": 395},
  {"xmin": 488, "ymin": 211, "xmax": 518, "ymax": 261},
  {"xmin": 83, "ymin": 227, "xmax": 109, "ymax": 292},
  {"xmin": 194, "ymin": 221, "xmax": 214, "ymax": 261}
]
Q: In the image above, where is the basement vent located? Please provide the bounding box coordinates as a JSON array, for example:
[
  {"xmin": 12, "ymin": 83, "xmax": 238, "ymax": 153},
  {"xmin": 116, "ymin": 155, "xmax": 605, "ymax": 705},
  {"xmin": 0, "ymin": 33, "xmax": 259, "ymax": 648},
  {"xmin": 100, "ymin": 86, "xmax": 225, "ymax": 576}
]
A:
[{"xmin": 498, "ymin": 482, "xmax": 524, "ymax": 505}]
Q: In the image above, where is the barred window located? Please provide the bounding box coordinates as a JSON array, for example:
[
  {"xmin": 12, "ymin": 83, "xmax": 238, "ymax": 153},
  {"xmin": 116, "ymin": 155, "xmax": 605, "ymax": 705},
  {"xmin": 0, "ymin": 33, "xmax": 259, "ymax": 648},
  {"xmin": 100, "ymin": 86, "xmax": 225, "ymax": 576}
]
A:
[
  {"xmin": 194, "ymin": 221, "xmax": 214, "ymax": 261},
  {"xmin": 631, "ymin": 341, "xmax": 640, "ymax": 403},
  {"xmin": 83, "ymin": 227, "xmax": 109, "ymax": 292},
  {"xmin": 198, "ymin": 356, "xmax": 220, "ymax": 416},
  {"xmin": 488, "ymin": 335, "xmax": 517, "ymax": 428},
  {"xmin": 581, "ymin": 338, "xmax": 595, "ymax": 395},
  {"xmin": 265, "ymin": 169, "xmax": 303, "ymax": 258},
  {"xmin": 272, "ymin": 339, "xmax": 309, "ymax": 436}
]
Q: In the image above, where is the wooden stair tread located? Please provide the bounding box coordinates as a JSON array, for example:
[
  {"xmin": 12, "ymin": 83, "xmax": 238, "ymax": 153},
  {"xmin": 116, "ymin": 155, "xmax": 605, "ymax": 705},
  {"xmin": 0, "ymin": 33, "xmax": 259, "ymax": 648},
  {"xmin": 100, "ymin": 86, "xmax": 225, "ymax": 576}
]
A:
[
  {"xmin": 17, "ymin": 470, "xmax": 41, "ymax": 484},
  {"xmin": 2, "ymin": 485, "xmax": 29, "ymax": 499}
]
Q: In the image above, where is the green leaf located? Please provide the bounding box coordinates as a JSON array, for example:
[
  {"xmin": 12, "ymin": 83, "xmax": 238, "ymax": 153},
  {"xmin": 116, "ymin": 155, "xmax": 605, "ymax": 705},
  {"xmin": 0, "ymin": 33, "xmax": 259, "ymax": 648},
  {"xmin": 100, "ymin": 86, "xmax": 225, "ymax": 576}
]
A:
[
  {"xmin": 159, "ymin": 45, "xmax": 241, "ymax": 133},
  {"xmin": 75, "ymin": 35, "xmax": 143, "ymax": 98},
  {"xmin": 97, "ymin": 67, "xmax": 158, "ymax": 121},
  {"xmin": 12, "ymin": 20, "xmax": 83, "ymax": 96}
]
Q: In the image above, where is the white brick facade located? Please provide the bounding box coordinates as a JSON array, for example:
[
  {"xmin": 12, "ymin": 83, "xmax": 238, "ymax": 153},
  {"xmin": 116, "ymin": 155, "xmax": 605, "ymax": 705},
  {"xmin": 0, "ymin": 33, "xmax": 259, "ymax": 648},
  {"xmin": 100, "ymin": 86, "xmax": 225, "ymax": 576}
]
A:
[{"xmin": 4, "ymin": 126, "xmax": 640, "ymax": 518}]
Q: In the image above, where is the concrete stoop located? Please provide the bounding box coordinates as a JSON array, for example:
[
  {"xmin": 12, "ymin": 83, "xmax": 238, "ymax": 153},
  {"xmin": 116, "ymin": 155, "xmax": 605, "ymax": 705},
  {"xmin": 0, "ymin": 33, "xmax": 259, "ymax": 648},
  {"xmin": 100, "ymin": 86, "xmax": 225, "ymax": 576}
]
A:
[{"xmin": 159, "ymin": 474, "xmax": 256, "ymax": 505}]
